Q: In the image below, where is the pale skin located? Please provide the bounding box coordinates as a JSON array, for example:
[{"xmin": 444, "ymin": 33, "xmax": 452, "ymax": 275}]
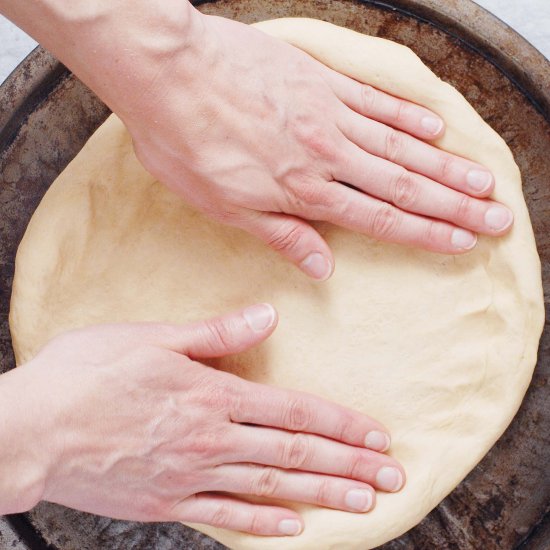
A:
[
  {"xmin": 1, "ymin": 305, "xmax": 404, "ymax": 536},
  {"xmin": 0, "ymin": 0, "xmax": 513, "ymax": 537}
]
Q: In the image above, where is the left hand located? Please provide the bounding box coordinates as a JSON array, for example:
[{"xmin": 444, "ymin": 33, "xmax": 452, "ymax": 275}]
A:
[{"xmin": 2, "ymin": 304, "xmax": 404, "ymax": 536}]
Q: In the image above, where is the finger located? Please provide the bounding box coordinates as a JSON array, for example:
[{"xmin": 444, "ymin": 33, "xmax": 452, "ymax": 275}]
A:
[
  {"xmin": 234, "ymin": 211, "xmax": 334, "ymax": 281},
  {"xmin": 334, "ymin": 141, "xmax": 513, "ymax": 236},
  {"xmin": 340, "ymin": 109, "xmax": 495, "ymax": 197},
  {"xmin": 325, "ymin": 68, "xmax": 445, "ymax": 139},
  {"xmin": 231, "ymin": 380, "xmax": 391, "ymax": 452},
  {"xmin": 171, "ymin": 493, "xmax": 303, "ymax": 536},
  {"xmin": 232, "ymin": 425, "xmax": 405, "ymax": 493},
  {"xmin": 213, "ymin": 464, "xmax": 376, "ymax": 513},
  {"xmin": 126, "ymin": 304, "xmax": 278, "ymax": 359},
  {"xmin": 305, "ymin": 183, "xmax": 479, "ymax": 254}
]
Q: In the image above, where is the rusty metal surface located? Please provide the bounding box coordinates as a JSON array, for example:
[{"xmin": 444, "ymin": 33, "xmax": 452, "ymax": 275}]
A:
[
  {"xmin": 1, "ymin": 0, "xmax": 549, "ymax": 548},
  {"xmin": 371, "ymin": 0, "xmax": 550, "ymax": 119}
]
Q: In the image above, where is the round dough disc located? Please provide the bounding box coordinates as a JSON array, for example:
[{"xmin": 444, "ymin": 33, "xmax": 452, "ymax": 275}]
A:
[{"xmin": 10, "ymin": 18, "xmax": 544, "ymax": 550}]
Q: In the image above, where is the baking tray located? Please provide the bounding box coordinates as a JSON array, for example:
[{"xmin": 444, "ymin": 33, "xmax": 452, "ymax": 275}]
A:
[{"xmin": 0, "ymin": 0, "xmax": 549, "ymax": 548}]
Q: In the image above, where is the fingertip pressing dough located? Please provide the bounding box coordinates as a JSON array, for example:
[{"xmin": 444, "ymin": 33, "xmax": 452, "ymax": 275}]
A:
[{"xmin": 9, "ymin": 18, "xmax": 544, "ymax": 550}]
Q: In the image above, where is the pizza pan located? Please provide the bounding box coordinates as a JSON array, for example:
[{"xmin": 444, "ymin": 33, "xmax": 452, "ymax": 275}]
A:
[{"xmin": 0, "ymin": 0, "xmax": 548, "ymax": 548}]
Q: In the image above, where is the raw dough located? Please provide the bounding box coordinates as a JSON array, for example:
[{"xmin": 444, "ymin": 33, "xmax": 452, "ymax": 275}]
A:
[{"xmin": 10, "ymin": 17, "xmax": 544, "ymax": 550}]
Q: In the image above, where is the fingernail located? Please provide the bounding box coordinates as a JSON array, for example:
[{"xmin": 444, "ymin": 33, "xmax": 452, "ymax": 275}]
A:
[
  {"xmin": 300, "ymin": 252, "xmax": 332, "ymax": 281},
  {"xmin": 364, "ymin": 431, "xmax": 391, "ymax": 452},
  {"xmin": 376, "ymin": 467, "xmax": 403, "ymax": 492},
  {"xmin": 345, "ymin": 489, "xmax": 373, "ymax": 512},
  {"xmin": 451, "ymin": 228, "xmax": 477, "ymax": 250},
  {"xmin": 485, "ymin": 206, "xmax": 513, "ymax": 231},
  {"xmin": 243, "ymin": 303, "xmax": 276, "ymax": 332},
  {"xmin": 278, "ymin": 519, "xmax": 302, "ymax": 536},
  {"xmin": 420, "ymin": 115, "xmax": 443, "ymax": 135},
  {"xmin": 466, "ymin": 169, "xmax": 493, "ymax": 193}
]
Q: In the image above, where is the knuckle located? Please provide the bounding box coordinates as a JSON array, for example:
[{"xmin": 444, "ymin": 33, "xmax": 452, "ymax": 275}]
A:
[
  {"xmin": 253, "ymin": 467, "xmax": 281, "ymax": 497},
  {"xmin": 284, "ymin": 398, "xmax": 314, "ymax": 431},
  {"xmin": 391, "ymin": 171, "xmax": 418, "ymax": 210},
  {"xmin": 137, "ymin": 498, "xmax": 165, "ymax": 520},
  {"xmin": 226, "ymin": 382, "xmax": 244, "ymax": 416},
  {"xmin": 210, "ymin": 503, "xmax": 233, "ymax": 528},
  {"xmin": 282, "ymin": 177, "xmax": 336, "ymax": 216},
  {"xmin": 384, "ymin": 129, "xmax": 405, "ymax": 162},
  {"xmin": 308, "ymin": 132, "xmax": 337, "ymax": 161},
  {"xmin": 455, "ymin": 194, "xmax": 473, "ymax": 221},
  {"xmin": 394, "ymin": 99, "xmax": 408, "ymax": 123},
  {"xmin": 282, "ymin": 434, "xmax": 312, "ymax": 469},
  {"xmin": 328, "ymin": 198, "xmax": 353, "ymax": 224},
  {"xmin": 294, "ymin": 179, "xmax": 324, "ymax": 205},
  {"xmin": 290, "ymin": 113, "xmax": 337, "ymax": 161},
  {"xmin": 193, "ymin": 374, "xmax": 233, "ymax": 412},
  {"xmin": 346, "ymin": 451, "xmax": 366, "ymax": 480},
  {"xmin": 360, "ymin": 84, "xmax": 376, "ymax": 114},
  {"xmin": 248, "ymin": 511, "xmax": 265, "ymax": 535},
  {"xmin": 423, "ymin": 219, "xmax": 440, "ymax": 246},
  {"xmin": 368, "ymin": 203, "xmax": 400, "ymax": 239},
  {"xmin": 438, "ymin": 154, "xmax": 454, "ymax": 180},
  {"xmin": 266, "ymin": 222, "xmax": 304, "ymax": 253},
  {"xmin": 188, "ymin": 430, "xmax": 222, "ymax": 457},
  {"xmin": 202, "ymin": 319, "xmax": 237, "ymax": 352},
  {"xmin": 315, "ymin": 479, "xmax": 334, "ymax": 505},
  {"xmin": 335, "ymin": 413, "xmax": 355, "ymax": 441}
]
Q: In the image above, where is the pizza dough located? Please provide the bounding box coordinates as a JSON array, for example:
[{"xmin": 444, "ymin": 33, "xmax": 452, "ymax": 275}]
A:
[{"xmin": 9, "ymin": 17, "xmax": 544, "ymax": 550}]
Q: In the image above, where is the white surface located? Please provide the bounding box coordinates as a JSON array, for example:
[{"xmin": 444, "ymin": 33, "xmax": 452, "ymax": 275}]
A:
[
  {"xmin": 0, "ymin": 1, "xmax": 549, "ymax": 85},
  {"xmin": 475, "ymin": 0, "xmax": 550, "ymax": 58},
  {"xmin": 0, "ymin": 15, "xmax": 37, "ymax": 84}
]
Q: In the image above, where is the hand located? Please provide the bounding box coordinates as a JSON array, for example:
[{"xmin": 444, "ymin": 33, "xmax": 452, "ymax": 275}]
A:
[
  {"xmin": 126, "ymin": 12, "xmax": 513, "ymax": 281},
  {"xmin": 9, "ymin": 304, "xmax": 404, "ymax": 536}
]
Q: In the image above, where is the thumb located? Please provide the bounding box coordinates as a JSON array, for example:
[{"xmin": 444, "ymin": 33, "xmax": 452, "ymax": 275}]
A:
[
  {"xmin": 168, "ymin": 303, "xmax": 278, "ymax": 360},
  {"xmin": 238, "ymin": 211, "xmax": 334, "ymax": 281}
]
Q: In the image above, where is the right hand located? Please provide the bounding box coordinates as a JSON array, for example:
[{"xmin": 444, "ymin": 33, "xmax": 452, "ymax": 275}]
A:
[
  {"xmin": 125, "ymin": 10, "xmax": 513, "ymax": 281},
  {"xmin": 14, "ymin": 304, "xmax": 404, "ymax": 536},
  {"xmin": 1, "ymin": 0, "xmax": 513, "ymax": 283}
]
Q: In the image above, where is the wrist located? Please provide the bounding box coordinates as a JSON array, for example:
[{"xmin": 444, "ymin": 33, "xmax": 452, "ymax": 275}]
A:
[
  {"xmin": 72, "ymin": 0, "xmax": 205, "ymax": 118},
  {"xmin": 0, "ymin": 365, "xmax": 54, "ymax": 513},
  {"xmin": 0, "ymin": 0, "xmax": 204, "ymax": 118}
]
